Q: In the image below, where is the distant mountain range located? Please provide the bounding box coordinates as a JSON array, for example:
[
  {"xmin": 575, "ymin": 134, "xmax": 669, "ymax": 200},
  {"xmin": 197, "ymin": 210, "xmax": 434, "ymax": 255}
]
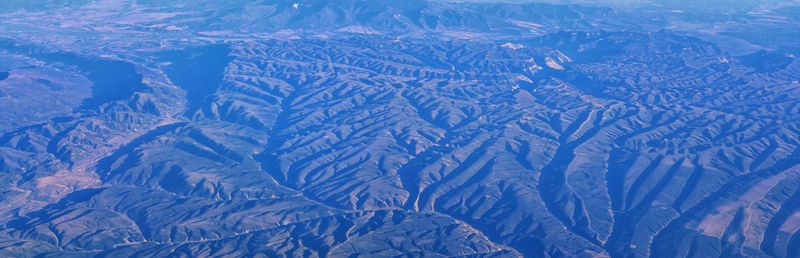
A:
[{"xmin": 0, "ymin": 0, "xmax": 799, "ymax": 257}]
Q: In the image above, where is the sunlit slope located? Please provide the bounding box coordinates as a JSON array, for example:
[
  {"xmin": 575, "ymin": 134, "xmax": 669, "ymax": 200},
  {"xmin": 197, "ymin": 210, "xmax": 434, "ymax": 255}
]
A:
[
  {"xmin": 0, "ymin": 30, "xmax": 798, "ymax": 256},
  {"xmin": 0, "ymin": 0, "xmax": 799, "ymax": 257}
]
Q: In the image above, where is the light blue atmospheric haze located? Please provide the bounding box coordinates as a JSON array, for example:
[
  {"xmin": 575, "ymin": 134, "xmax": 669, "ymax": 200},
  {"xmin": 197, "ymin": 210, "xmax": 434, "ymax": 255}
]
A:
[{"xmin": 0, "ymin": 0, "xmax": 799, "ymax": 257}]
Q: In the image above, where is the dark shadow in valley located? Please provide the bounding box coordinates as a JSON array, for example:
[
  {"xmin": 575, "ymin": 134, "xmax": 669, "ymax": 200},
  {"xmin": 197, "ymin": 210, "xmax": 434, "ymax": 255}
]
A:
[
  {"xmin": 0, "ymin": 39, "xmax": 148, "ymax": 111},
  {"xmin": 39, "ymin": 52, "xmax": 147, "ymax": 111},
  {"xmin": 158, "ymin": 45, "xmax": 233, "ymax": 116},
  {"xmin": 735, "ymin": 50, "xmax": 793, "ymax": 73}
]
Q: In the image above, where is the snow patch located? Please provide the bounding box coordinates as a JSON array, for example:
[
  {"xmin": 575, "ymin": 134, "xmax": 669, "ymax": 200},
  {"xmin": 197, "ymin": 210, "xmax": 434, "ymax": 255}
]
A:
[
  {"xmin": 501, "ymin": 42, "xmax": 524, "ymax": 50},
  {"xmin": 165, "ymin": 25, "xmax": 183, "ymax": 31},
  {"xmin": 335, "ymin": 26, "xmax": 379, "ymax": 35},
  {"xmin": 516, "ymin": 75, "xmax": 533, "ymax": 83},
  {"xmin": 506, "ymin": 19, "xmax": 546, "ymax": 35},
  {"xmin": 544, "ymin": 51, "xmax": 572, "ymax": 70},
  {"xmin": 545, "ymin": 56, "xmax": 564, "ymax": 70}
]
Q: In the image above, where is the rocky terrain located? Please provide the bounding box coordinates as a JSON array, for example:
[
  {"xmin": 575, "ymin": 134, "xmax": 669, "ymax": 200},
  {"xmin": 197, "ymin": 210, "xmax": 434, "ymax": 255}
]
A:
[{"xmin": 0, "ymin": 0, "xmax": 799, "ymax": 257}]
